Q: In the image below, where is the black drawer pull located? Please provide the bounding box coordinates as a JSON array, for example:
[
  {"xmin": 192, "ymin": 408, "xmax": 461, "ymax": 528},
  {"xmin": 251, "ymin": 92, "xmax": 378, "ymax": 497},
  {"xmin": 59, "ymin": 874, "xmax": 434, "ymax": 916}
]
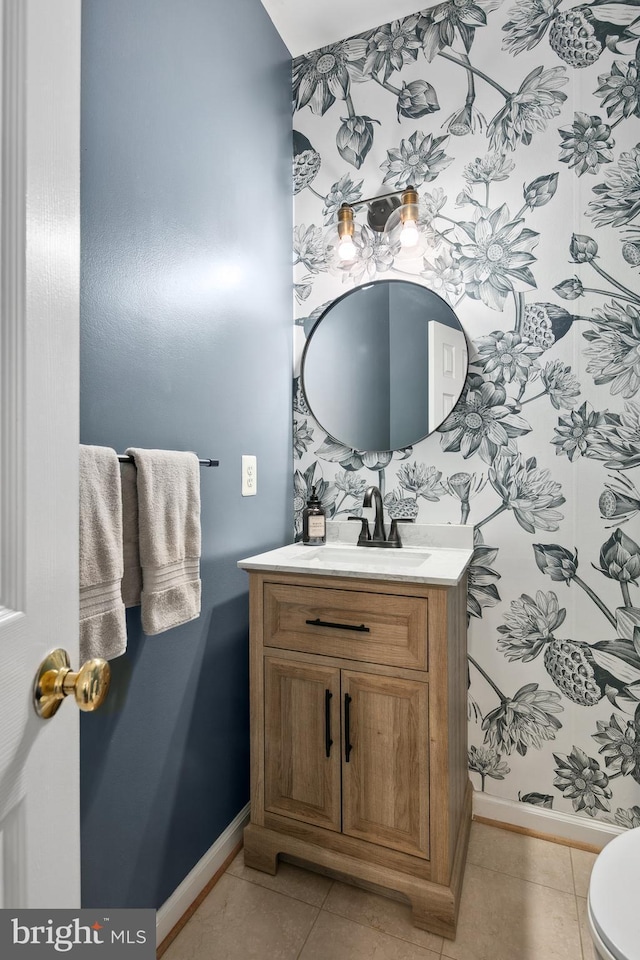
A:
[
  {"xmin": 305, "ymin": 618, "xmax": 370, "ymax": 633},
  {"xmin": 344, "ymin": 693, "xmax": 352, "ymax": 763},
  {"xmin": 325, "ymin": 689, "xmax": 333, "ymax": 758}
]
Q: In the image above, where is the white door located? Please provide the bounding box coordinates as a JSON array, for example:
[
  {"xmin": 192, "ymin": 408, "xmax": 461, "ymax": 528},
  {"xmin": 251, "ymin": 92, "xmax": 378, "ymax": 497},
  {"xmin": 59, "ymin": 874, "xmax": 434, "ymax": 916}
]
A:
[
  {"xmin": 0, "ymin": 0, "xmax": 81, "ymax": 906},
  {"xmin": 428, "ymin": 320, "xmax": 468, "ymax": 433}
]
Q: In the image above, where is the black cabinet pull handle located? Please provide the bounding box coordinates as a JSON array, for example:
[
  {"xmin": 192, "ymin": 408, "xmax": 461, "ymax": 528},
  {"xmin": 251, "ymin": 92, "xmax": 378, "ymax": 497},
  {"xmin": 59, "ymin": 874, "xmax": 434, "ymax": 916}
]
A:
[
  {"xmin": 344, "ymin": 693, "xmax": 352, "ymax": 763},
  {"xmin": 325, "ymin": 689, "xmax": 333, "ymax": 758},
  {"xmin": 305, "ymin": 618, "xmax": 370, "ymax": 633}
]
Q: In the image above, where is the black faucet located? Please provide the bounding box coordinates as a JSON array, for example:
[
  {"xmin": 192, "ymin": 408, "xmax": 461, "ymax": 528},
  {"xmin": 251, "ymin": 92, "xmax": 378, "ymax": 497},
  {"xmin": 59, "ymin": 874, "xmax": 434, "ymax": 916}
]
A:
[
  {"xmin": 364, "ymin": 485, "xmax": 385, "ymax": 541},
  {"xmin": 350, "ymin": 485, "xmax": 410, "ymax": 548}
]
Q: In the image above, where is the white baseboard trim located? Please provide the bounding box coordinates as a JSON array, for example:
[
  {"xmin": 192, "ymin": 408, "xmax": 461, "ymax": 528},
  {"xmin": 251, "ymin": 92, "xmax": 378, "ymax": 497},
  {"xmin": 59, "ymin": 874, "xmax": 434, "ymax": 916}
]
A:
[
  {"xmin": 156, "ymin": 802, "xmax": 250, "ymax": 945},
  {"xmin": 472, "ymin": 792, "xmax": 624, "ymax": 850}
]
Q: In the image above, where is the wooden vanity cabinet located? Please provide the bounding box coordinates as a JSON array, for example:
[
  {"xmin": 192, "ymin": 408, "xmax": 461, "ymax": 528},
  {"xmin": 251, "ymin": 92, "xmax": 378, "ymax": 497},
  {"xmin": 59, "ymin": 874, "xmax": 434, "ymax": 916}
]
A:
[{"xmin": 243, "ymin": 569, "xmax": 471, "ymax": 939}]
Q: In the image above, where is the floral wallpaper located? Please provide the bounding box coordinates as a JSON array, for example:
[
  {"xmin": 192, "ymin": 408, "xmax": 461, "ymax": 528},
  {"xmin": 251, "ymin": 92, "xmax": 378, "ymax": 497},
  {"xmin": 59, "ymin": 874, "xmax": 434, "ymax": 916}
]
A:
[{"xmin": 291, "ymin": 2, "xmax": 640, "ymax": 831}]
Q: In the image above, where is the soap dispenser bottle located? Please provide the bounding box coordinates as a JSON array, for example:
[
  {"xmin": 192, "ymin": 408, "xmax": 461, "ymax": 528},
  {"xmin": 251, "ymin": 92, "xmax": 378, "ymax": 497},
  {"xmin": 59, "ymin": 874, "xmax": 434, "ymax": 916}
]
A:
[{"xmin": 302, "ymin": 485, "xmax": 326, "ymax": 545}]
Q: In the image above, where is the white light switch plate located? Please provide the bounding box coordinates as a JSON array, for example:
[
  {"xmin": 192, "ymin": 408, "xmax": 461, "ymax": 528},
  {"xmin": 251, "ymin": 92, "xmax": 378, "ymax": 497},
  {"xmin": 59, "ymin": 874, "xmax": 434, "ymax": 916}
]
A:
[{"xmin": 242, "ymin": 455, "xmax": 257, "ymax": 496}]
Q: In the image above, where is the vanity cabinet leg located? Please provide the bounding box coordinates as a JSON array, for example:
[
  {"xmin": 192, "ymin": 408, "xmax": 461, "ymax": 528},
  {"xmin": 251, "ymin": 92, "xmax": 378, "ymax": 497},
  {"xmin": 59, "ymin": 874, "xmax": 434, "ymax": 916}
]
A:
[
  {"xmin": 243, "ymin": 824, "xmax": 279, "ymax": 875},
  {"xmin": 410, "ymin": 889, "xmax": 457, "ymax": 941}
]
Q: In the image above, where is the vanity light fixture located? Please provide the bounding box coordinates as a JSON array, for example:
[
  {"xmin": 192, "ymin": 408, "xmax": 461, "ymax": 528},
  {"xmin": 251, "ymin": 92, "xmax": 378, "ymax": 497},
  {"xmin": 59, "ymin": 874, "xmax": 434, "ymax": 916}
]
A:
[{"xmin": 324, "ymin": 185, "xmax": 427, "ymax": 273}]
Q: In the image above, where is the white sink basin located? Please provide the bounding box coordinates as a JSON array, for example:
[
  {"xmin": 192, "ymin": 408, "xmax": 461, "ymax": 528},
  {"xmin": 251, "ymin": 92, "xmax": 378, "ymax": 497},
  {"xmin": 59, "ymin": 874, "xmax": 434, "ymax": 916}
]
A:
[
  {"xmin": 303, "ymin": 545, "xmax": 430, "ymax": 569},
  {"xmin": 238, "ymin": 524, "xmax": 474, "ymax": 586}
]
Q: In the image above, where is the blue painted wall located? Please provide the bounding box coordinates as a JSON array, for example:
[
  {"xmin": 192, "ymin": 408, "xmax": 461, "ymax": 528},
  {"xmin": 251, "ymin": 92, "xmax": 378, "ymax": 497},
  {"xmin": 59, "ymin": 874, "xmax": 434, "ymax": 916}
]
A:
[{"xmin": 80, "ymin": 0, "xmax": 292, "ymax": 908}]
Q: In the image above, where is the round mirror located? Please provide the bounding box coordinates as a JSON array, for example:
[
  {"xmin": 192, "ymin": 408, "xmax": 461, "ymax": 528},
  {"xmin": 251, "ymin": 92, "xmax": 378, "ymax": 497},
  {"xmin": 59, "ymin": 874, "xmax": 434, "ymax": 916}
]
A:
[{"xmin": 300, "ymin": 280, "xmax": 468, "ymax": 452}]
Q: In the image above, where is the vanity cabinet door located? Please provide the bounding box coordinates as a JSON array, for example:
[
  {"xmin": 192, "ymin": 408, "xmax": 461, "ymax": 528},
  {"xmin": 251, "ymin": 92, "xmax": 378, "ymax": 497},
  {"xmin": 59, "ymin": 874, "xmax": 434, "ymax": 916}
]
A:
[
  {"xmin": 264, "ymin": 657, "xmax": 341, "ymax": 832},
  {"xmin": 342, "ymin": 670, "xmax": 429, "ymax": 859}
]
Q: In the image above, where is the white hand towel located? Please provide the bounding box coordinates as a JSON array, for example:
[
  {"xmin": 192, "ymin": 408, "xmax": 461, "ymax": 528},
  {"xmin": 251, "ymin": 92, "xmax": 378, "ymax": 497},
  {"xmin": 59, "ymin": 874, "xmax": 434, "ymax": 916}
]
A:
[
  {"xmin": 79, "ymin": 445, "xmax": 127, "ymax": 660},
  {"xmin": 125, "ymin": 448, "xmax": 201, "ymax": 636}
]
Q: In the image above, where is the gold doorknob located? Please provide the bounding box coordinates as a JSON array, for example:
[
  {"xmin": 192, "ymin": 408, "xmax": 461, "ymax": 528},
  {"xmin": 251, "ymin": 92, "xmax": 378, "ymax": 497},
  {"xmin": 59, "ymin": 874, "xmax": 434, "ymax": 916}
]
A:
[{"xmin": 33, "ymin": 648, "xmax": 111, "ymax": 719}]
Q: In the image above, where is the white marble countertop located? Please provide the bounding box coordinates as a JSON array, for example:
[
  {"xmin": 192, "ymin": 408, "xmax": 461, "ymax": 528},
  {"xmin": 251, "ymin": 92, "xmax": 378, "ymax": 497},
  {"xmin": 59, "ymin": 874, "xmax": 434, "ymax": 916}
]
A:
[{"xmin": 238, "ymin": 522, "xmax": 474, "ymax": 586}]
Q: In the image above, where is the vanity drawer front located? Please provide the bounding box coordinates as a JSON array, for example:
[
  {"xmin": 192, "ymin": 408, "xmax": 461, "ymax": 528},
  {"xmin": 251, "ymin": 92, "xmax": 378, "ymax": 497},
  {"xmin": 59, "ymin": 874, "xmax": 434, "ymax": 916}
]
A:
[{"xmin": 263, "ymin": 582, "xmax": 427, "ymax": 669}]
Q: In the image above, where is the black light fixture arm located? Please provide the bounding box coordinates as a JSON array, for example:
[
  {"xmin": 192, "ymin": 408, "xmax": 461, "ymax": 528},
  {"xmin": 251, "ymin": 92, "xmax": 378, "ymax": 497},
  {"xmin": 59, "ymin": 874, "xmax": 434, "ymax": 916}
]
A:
[{"xmin": 342, "ymin": 184, "xmax": 416, "ymax": 210}]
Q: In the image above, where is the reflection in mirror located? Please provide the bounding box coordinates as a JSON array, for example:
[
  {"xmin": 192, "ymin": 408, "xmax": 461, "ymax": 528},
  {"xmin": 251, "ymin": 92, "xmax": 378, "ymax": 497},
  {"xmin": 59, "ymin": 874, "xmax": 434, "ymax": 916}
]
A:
[{"xmin": 301, "ymin": 280, "xmax": 468, "ymax": 452}]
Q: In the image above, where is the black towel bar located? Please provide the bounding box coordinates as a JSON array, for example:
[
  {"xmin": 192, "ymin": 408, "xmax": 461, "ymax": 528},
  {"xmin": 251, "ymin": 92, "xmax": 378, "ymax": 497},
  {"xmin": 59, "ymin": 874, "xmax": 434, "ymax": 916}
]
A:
[{"xmin": 116, "ymin": 454, "xmax": 219, "ymax": 467}]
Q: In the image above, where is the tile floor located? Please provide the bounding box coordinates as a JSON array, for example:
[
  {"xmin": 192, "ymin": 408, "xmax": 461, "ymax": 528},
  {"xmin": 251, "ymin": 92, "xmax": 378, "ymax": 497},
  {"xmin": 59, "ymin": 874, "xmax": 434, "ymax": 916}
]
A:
[{"xmin": 161, "ymin": 821, "xmax": 598, "ymax": 960}]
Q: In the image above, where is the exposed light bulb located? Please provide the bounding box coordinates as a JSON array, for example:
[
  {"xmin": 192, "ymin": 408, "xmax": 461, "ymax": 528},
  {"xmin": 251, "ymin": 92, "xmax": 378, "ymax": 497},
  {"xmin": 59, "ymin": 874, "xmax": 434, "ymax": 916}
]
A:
[
  {"xmin": 400, "ymin": 219, "xmax": 419, "ymax": 248},
  {"xmin": 338, "ymin": 235, "xmax": 356, "ymax": 261}
]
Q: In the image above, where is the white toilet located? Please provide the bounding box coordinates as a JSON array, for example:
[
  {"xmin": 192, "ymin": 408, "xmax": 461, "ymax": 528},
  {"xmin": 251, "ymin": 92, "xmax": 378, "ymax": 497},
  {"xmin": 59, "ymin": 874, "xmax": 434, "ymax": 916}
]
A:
[{"xmin": 588, "ymin": 827, "xmax": 640, "ymax": 960}]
